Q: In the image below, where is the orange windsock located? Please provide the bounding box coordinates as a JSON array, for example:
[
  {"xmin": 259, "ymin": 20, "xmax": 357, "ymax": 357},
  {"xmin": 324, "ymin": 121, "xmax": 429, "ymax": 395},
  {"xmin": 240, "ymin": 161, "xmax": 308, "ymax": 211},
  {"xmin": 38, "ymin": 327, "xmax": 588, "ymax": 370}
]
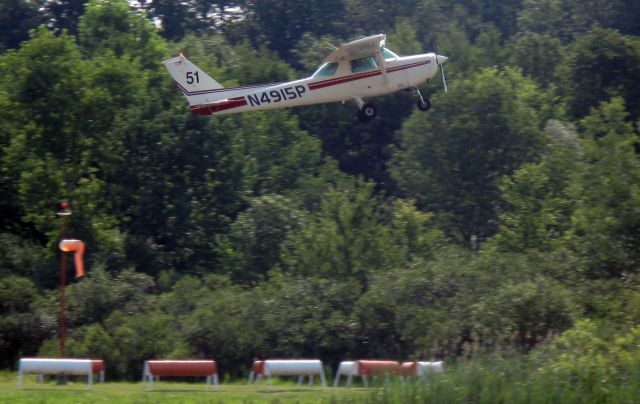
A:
[{"xmin": 58, "ymin": 239, "xmax": 86, "ymax": 278}]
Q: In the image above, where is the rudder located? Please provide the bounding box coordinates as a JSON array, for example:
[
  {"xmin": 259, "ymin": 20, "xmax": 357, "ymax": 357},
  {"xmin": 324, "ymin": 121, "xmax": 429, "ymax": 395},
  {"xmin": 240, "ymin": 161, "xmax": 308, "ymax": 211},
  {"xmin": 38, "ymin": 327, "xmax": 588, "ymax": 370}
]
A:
[{"xmin": 162, "ymin": 54, "xmax": 224, "ymax": 105}]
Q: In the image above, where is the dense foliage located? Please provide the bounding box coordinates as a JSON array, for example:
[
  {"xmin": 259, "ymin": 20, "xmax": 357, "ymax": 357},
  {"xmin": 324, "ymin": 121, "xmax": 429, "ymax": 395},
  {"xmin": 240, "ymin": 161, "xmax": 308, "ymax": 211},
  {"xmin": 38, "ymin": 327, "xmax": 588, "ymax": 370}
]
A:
[{"xmin": 1, "ymin": 0, "xmax": 639, "ymax": 389}]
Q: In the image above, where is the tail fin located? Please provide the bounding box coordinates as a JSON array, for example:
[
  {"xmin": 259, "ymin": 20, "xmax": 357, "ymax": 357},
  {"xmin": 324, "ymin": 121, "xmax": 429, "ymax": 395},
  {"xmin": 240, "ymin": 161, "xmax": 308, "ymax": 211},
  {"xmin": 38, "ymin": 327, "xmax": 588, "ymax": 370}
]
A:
[{"xmin": 162, "ymin": 54, "xmax": 224, "ymax": 105}]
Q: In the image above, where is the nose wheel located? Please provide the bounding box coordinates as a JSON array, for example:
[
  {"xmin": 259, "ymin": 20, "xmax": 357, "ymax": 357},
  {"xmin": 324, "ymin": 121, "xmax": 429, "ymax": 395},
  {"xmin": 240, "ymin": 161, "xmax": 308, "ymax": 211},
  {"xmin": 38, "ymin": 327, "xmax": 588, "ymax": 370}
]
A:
[
  {"xmin": 414, "ymin": 88, "xmax": 431, "ymax": 112},
  {"xmin": 417, "ymin": 98, "xmax": 431, "ymax": 111}
]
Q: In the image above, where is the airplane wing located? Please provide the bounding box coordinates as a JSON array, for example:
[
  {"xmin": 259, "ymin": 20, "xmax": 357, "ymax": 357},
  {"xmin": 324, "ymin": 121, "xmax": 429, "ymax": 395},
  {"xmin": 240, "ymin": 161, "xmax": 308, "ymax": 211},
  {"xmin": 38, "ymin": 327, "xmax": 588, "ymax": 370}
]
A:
[{"xmin": 324, "ymin": 34, "xmax": 386, "ymax": 63}]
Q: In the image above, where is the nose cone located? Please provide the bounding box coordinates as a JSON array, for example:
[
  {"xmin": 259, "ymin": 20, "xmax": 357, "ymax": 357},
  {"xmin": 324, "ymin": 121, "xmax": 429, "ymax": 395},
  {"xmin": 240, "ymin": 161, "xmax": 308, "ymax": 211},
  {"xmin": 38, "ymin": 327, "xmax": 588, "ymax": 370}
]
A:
[{"xmin": 436, "ymin": 54, "xmax": 448, "ymax": 65}]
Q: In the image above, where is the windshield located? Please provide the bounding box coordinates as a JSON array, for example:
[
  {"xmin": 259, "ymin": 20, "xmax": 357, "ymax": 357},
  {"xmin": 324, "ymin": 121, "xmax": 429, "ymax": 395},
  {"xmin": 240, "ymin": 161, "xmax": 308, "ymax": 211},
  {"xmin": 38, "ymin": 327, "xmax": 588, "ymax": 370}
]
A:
[
  {"xmin": 313, "ymin": 62, "xmax": 338, "ymax": 77},
  {"xmin": 381, "ymin": 47, "xmax": 399, "ymax": 60}
]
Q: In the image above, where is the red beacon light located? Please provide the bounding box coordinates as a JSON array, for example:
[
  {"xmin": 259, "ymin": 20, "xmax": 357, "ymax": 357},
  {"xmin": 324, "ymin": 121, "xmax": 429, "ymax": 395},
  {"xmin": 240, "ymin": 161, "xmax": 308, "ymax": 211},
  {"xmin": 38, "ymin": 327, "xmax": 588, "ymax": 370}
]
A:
[{"xmin": 57, "ymin": 201, "xmax": 71, "ymax": 216}]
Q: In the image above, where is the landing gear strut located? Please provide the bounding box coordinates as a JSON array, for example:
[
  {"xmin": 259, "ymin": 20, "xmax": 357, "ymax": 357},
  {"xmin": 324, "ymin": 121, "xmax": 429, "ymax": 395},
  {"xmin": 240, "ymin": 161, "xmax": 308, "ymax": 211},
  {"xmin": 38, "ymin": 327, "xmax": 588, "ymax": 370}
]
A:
[{"xmin": 415, "ymin": 88, "xmax": 431, "ymax": 112}]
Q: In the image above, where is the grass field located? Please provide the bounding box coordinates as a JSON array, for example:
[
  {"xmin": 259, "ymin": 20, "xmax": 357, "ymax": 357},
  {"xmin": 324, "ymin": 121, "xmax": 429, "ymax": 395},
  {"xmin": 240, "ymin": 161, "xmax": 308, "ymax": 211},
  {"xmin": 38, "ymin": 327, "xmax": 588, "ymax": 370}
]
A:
[
  {"xmin": 0, "ymin": 372, "xmax": 370, "ymax": 403},
  {"xmin": 6, "ymin": 355, "xmax": 640, "ymax": 404}
]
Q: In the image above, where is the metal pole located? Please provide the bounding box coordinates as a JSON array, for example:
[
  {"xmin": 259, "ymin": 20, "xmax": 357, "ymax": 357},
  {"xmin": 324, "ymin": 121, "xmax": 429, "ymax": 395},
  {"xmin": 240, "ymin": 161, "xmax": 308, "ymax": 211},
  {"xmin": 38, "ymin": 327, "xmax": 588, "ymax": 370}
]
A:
[
  {"xmin": 57, "ymin": 201, "xmax": 71, "ymax": 385},
  {"xmin": 60, "ymin": 252, "xmax": 66, "ymax": 357}
]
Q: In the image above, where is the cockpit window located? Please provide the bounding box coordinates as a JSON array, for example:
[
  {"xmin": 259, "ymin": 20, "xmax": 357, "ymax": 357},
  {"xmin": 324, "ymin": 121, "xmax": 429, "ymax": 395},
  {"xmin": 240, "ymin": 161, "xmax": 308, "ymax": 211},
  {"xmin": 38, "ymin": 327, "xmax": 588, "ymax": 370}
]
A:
[
  {"xmin": 350, "ymin": 56, "xmax": 378, "ymax": 73},
  {"xmin": 313, "ymin": 62, "xmax": 338, "ymax": 77},
  {"xmin": 381, "ymin": 47, "xmax": 399, "ymax": 60}
]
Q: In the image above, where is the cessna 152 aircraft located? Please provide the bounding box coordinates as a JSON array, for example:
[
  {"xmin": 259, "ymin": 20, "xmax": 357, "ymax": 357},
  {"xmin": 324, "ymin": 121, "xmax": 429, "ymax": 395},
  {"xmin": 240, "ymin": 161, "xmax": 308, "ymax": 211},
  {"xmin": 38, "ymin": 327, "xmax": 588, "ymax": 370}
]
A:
[{"xmin": 163, "ymin": 34, "xmax": 448, "ymax": 122}]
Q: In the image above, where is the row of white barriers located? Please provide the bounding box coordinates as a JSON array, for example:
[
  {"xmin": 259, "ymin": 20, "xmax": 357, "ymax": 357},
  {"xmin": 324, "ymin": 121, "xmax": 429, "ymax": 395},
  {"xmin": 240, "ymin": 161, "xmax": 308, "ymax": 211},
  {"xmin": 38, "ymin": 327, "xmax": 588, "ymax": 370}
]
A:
[{"xmin": 18, "ymin": 358, "xmax": 443, "ymax": 390}]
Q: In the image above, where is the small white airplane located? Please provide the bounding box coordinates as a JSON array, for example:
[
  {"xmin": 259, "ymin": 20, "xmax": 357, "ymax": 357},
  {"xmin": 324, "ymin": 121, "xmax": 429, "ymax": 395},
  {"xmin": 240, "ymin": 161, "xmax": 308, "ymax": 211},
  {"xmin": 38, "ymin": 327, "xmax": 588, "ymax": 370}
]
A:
[{"xmin": 162, "ymin": 34, "xmax": 448, "ymax": 122}]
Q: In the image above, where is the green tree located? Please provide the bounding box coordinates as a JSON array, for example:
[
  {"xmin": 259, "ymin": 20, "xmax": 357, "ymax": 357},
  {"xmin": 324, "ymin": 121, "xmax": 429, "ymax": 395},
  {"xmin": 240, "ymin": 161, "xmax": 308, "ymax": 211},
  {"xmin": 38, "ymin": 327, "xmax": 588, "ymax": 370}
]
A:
[
  {"xmin": 143, "ymin": 0, "xmax": 246, "ymax": 41},
  {"xmin": 391, "ymin": 67, "xmax": 556, "ymax": 245},
  {"xmin": 386, "ymin": 19, "xmax": 423, "ymax": 56},
  {"xmin": 472, "ymin": 276, "xmax": 577, "ymax": 348},
  {"xmin": 344, "ymin": 0, "xmax": 421, "ymax": 35},
  {"xmin": 388, "ymin": 199, "xmax": 445, "ymax": 263},
  {"xmin": 410, "ymin": 0, "xmax": 523, "ymax": 44},
  {"xmin": 94, "ymin": 33, "xmax": 246, "ymax": 277},
  {"xmin": 491, "ymin": 120, "xmax": 579, "ymax": 252},
  {"xmin": 567, "ymin": 97, "xmax": 640, "ymax": 278},
  {"xmin": 176, "ymin": 33, "xmax": 236, "ymax": 80},
  {"xmin": 39, "ymin": 304, "xmax": 191, "ymax": 379},
  {"xmin": 64, "ymin": 266, "xmax": 154, "ymax": 327},
  {"xmin": 226, "ymin": 110, "xmax": 326, "ymax": 196},
  {"xmin": 0, "ymin": 233, "xmax": 50, "ymax": 287},
  {"xmin": 352, "ymin": 246, "xmax": 480, "ymax": 359},
  {"xmin": 0, "ymin": 0, "xmax": 41, "ymax": 51},
  {"xmin": 291, "ymin": 33, "xmax": 343, "ymax": 72},
  {"xmin": 536, "ymin": 320, "xmax": 640, "ymax": 401},
  {"xmin": 175, "ymin": 275, "xmax": 261, "ymax": 376},
  {"xmin": 0, "ymin": 276, "xmax": 42, "ymax": 368},
  {"xmin": 42, "ymin": 0, "xmax": 86, "ymax": 36},
  {"xmin": 105, "ymin": 106, "xmax": 243, "ymax": 276},
  {"xmin": 436, "ymin": 25, "xmax": 475, "ymax": 76},
  {"xmin": 516, "ymin": 0, "xmax": 580, "ymax": 42},
  {"xmin": 518, "ymin": 0, "xmax": 640, "ymax": 40},
  {"xmin": 245, "ymin": 0, "xmax": 347, "ymax": 61},
  {"xmin": 217, "ymin": 195, "xmax": 302, "ymax": 285},
  {"xmin": 507, "ymin": 32, "xmax": 563, "ymax": 87},
  {"xmin": 0, "ymin": 27, "xmax": 125, "ymax": 275},
  {"xmin": 104, "ymin": 100, "xmax": 328, "ymax": 277},
  {"xmin": 229, "ymin": 42, "xmax": 295, "ymax": 84},
  {"xmin": 143, "ymin": 0, "xmax": 197, "ymax": 41},
  {"xmin": 101, "ymin": 309, "xmax": 189, "ymax": 379},
  {"xmin": 469, "ymin": 24, "xmax": 509, "ymax": 69},
  {"xmin": 280, "ymin": 180, "xmax": 401, "ymax": 285},
  {"xmin": 79, "ymin": 0, "xmax": 166, "ymax": 69},
  {"xmin": 0, "ymin": 89, "xmax": 23, "ymax": 234},
  {"xmin": 252, "ymin": 274, "xmax": 360, "ymax": 368},
  {"xmin": 555, "ymin": 27, "xmax": 640, "ymax": 120}
]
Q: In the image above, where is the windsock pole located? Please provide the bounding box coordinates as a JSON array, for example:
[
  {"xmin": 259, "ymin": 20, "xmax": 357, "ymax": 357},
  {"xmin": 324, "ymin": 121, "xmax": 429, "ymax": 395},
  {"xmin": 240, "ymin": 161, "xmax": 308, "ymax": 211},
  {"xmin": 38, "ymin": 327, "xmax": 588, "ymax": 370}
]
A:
[
  {"xmin": 57, "ymin": 201, "xmax": 72, "ymax": 358},
  {"xmin": 61, "ymin": 252, "xmax": 66, "ymax": 357}
]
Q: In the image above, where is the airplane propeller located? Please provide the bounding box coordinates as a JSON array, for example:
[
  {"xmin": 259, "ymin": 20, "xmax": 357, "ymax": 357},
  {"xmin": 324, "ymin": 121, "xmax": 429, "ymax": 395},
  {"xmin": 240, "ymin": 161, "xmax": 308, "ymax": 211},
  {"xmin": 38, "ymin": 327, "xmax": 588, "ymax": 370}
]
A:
[
  {"xmin": 434, "ymin": 44, "xmax": 448, "ymax": 93},
  {"xmin": 437, "ymin": 55, "xmax": 448, "ymax": 93}
]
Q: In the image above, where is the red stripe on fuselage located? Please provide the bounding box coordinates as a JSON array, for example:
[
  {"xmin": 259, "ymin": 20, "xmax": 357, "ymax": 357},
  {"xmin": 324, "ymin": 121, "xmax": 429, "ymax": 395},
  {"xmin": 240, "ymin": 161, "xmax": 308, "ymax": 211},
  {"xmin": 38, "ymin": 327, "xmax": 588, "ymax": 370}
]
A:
[
  {"xmin": 309, "ymin": 70, "xmax": 381, "ymax": 90},
  {"xmin": 190, "ymin": 97, "xmax": 247, "ymax": 115}
]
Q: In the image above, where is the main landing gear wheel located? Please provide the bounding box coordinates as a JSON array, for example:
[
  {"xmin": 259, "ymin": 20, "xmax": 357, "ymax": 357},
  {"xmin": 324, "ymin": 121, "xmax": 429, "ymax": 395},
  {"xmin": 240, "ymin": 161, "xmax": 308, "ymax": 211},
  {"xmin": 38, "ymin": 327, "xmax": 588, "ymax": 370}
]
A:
[
  {"xmin": 357, "ymin": 102, "xmax": 378, "ymax": 123},
  {"xmin": 417, "ymin": 98, "xmax": 431, "ymax": 111}
]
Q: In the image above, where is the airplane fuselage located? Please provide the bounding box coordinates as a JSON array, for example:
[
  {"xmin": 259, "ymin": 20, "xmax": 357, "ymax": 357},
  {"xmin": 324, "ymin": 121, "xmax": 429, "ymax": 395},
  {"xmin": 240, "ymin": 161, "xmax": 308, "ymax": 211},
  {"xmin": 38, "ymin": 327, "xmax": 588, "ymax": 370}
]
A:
[
  {"xmin": 163, "ymin": 34, "xmax": 448, "ymax": 121},
  {"xmin": 187, "ymin": 54, "xmax": 439, "ymax": 116}
]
